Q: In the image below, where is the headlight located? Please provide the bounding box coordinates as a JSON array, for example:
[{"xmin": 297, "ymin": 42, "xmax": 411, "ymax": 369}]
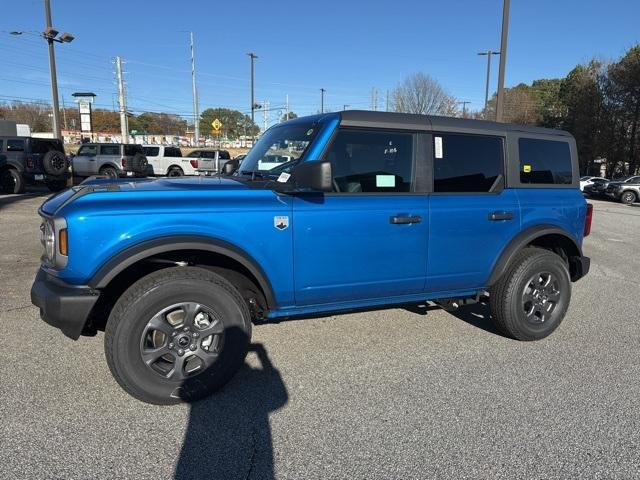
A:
[
  {"xmin": 39, "ymin": 216, "xmax": 68, "ymax": 268},
  {"xmin": 40, "ymin": 220, "xmax": 55, "ymax": 264}
]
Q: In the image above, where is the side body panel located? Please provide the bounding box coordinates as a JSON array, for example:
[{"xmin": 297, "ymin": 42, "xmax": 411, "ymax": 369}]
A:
[
  {"xmin": 292, "ymin": 194, "xmax": 429, "ymax": 305},
  {"xmin": 55, "ymin": 187, "xmax": 297, "ymax": 307},
  {"xmin": 426, "ymin": 189, "xmax": 521, "ymax": 292}
]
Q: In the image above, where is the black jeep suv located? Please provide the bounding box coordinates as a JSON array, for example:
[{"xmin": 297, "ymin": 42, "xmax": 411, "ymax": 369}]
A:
[{"xmin": 0, "ymin": 136, "xmax": 70, "ymax": 193}]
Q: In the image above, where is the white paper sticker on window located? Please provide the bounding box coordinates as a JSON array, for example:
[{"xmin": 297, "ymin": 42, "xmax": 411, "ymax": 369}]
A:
[
  {"xmin": 277, "ymin": 172, "xmax": 291, "ymax": 183},
  {"xmin": 435, "ymin": 136, "xmax": 443, "ymax": 159},
  {"xmin": 376, "ymin": 175, "xmax": 396, "ymax": 188}
]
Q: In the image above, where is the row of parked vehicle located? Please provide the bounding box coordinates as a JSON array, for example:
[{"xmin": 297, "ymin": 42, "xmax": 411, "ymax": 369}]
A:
[
  {"xmin": 0, "ymin": 134, "xmax": 247, "ymax": 193},
  {"xmin": 581, "ymin": 175, "xmax": 640, "ymax": 204}
]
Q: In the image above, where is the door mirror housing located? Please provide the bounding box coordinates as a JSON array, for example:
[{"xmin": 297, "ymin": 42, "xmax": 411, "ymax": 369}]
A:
[
  {"xmin": 291, "ymin": 160, "xmax": 333, "ymax": 192},
  {"xmin": 222, "ymin": 159, "xmax": 239, "ymax": 176}
]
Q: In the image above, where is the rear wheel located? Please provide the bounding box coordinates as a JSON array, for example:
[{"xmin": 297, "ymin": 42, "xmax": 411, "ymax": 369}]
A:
[
  {"xmin": 100, "ymin": 166, "xmax": 118, "ymax": 179},
  {"xmin": 0, "ymin": 168, "xmax": 25, "ymax": 194},
  {"xmin": 167, "ymin": 167, "xmax": 184, "ymax": 177},
  {"xmin": 620, "ymin": 190, "xmax": 637, "ymax": 205},
  {"xmin": 105, "ymin": 267, "xmax": 251, "ymax": 404},
  {"xmin": 490, "ymin": 248, "xmax": 571, "ymax": 341}
]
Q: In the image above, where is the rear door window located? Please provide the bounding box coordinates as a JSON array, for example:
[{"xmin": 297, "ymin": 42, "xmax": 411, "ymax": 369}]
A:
[
  {"xmin": 433, "ymin": 134, "xmax": 503, "ymax": 192},
  {"xmin": 31, "ymin": 138, "xmax": 63, "ymax": 154},
  {"xmin": 218, "ymin": 150, "xmax": 231, "ymax": 160},
  {"xmin": 7, "ymin": 139, "xmax": 25, "ymax": 152},
  {"xmin": 519, "ymin": 138, "xmax": 572, "ymax": 185},
  {"xmin": 100, "ymin": 145, "xmax": 120, "ymax": 155},
  {"xmin": 165, "ymin": 147, "xmax": 181, "ymax": 157}
]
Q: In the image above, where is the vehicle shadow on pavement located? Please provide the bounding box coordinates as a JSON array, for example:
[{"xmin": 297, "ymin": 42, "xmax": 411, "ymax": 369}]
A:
[
  {"xmin": 445, "ymin": 301, "xmax": 506, "ymax": 337},
  {"xmin": 174, "ymin": 343, "xmax": 288, "ymax": 480}
]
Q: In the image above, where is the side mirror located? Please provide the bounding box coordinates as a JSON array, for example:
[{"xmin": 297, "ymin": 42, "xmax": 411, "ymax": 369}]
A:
[
  {"xmin": 291, "ymin": 160, "xmax": 332, "ymax": 192},
  {"xmin": 222, "ymin": 159, "xmax": 239, "ymax": 176}
]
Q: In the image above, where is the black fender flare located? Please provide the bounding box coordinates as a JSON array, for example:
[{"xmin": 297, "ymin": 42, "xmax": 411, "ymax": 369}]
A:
[
  {"xmin": 88, "ymin": 235, "xmax": 276, "ymax": 308},
  {"xmin": 486, "ymin": 224, "xmax": 583, "ymax": 286},
  {"xmin": 2, "ymin": 158, "xmax": 24, "ymax": 173}
]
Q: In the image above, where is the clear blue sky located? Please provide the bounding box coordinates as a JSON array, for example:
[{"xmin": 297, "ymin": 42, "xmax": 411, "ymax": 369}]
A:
[{"xmin": 1, "ymin": 0, "xmax": 638, "ymax": 127}]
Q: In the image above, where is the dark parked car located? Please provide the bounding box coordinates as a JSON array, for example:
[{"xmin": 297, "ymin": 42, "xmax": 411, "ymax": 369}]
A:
[
  {"xmin": 605, "ymin": 176, "xmax": 640, "ymax": 204},
  {"xmin": 0, "ymin": 136, "xmax": 69, "ymax": 193}
]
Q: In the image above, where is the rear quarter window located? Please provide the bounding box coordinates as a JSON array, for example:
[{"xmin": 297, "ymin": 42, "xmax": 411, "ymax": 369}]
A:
[
  {"xmin": 31, "ymin": 138, "xmax": 64, "ymax": 154},
  {"xmin": 143, "ymin": 147, "xmax": 160, "ymax": 157},
  {"xmin": 519, "ymin": 138, "xmax": 572, "ymax": 185}
]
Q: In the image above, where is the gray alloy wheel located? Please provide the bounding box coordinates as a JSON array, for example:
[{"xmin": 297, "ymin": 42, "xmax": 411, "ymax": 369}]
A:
[
  {"xmin": 621, "ymin": 191, "xmax": 637, "ymax": 205},
  {"xmin": 140, "ymin": 302, "xmax": 225, "ymax": 381},
  {"xmin": 100, "ymin": 166, "xmax": 118, "ymax": 179},
  {"xmin": 521, "ymin": 271, "xmax": 561, "ymax": 324}
]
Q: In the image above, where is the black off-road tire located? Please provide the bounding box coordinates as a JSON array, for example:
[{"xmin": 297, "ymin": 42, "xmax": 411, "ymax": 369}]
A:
[
  {"xmin": 105, "ymin": 267, "xmax": 251, "ymax": 405},
  {"xmin": 490, "ymin": 247, "xmax": 571, "ymax": 341},
  {"xmin": 1, "ymin": 168, "xmax": 25, "ymax": 194},
  {"xmin": 45, "ymin": 178, "xmax": 68, "ymax": 192},
  {"xmin": 167, "ymin": 167, "xmax": 184, "ymax": 177},
  {"xmin": 99, "ymin": 166, "xmax": 118, "ymax": 179},
  {"xmin": 129, "ymin": 154, "xmax": 148, "ymax": 174},
  {"xmin": 42, "ymin": 150, "xmax": 68, "ymax": 176},
  {"xmin": 620, "ymin": 190, "xmax": 637, "ymax": 205}
]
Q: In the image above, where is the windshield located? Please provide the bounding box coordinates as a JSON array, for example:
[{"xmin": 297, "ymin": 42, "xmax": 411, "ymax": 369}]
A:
[{"xmin": 239, "ymin": 123, "xmax": 317, "ymax": 175}]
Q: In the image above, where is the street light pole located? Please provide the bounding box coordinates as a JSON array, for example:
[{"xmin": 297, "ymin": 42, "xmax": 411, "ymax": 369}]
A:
[
  {"xmin": 44, "ymin": 0, "xmax": 61, "ymax": 139},
  {"xmin": 477, "ymin": 50, "xmax": 500, "ymax": 113},
  {"xmin": 495, "ymin": 0, "xmax": 510, "ymax": 122},
  {"xmin": 320, "ymin": 88, "xmax": 325, "ymax": 114},
  {"xmin": 190, "ymin": 32, "xmax": 199, "ymax": 146},
  {"xmin": 247, "ymin": 53, "xmax": 258, "ymax": 128}
]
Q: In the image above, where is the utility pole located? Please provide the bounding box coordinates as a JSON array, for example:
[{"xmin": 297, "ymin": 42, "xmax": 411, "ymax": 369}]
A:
[
  {"xmin": 385, "ymin": 90, "xmax": 389, "ymax": 112},
  {"xmin": 320, "ymin": 88, "xmax": 325, "ymax": 114},
  {"xmin": 285, "ymin": 94, "xmax": 289, "ymax": 121},
  {"xmin": 457, "ymin": 101, "xmax": 471, "ymax": 118},
  {"xmin": 44, "ymin": 0, "xmax": 61, "ymax": 139},
  {"xmin": 495, "ymin": 0, "xmax": 510, "ymax": 122},
  {"xmin": 478, "ymin": 50, "xmax": 500, "ymax": 113},
  {"xmin": 116, "ymin": 56, "xmax": 129, "ymax": 143},
  {"xmin": 371, "ymin": 88, "xmax": 377, "ymax": 111},
  {"xmin": 343, "ymin": 104, "xmax": 350, "ymax": 111},
  {"xmin": 263, "ymin": 100, "xmax": 269, "ymax": 132},
  {"xmin": 247, "ymin": 52, "xmax": 258, "ymax": 127},
  {"xmin": 190, "ymin": 32, "xmax": 200, "ymax": 146},
  {"xmin": 61, "ymin": 95, "xmax": 67, "ymax": 130}
]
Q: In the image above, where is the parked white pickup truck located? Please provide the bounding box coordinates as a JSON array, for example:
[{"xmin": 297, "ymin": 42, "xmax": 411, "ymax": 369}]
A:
[
  {"xmin": 185, "ymin": 149, "xmax": 232, "ymax": 175},
  {"xmin": 142, "ymin": 145, "xmax": 197, "ymax": 176}
]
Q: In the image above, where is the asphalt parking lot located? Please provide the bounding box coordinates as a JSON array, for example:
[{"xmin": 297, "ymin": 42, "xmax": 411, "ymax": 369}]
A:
[{"xmin": 1, "ymin": 192, "xmax": 639, "ymax": 479}]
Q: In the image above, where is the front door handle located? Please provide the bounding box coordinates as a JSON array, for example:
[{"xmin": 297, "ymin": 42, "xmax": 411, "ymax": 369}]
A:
[
  {"xmin": 390, "ymin": 215, "xmax": 422, "ymax": 224},
  {"xmin": 489, "ymin": 211, "xmax": 514, "ymax": 221}
]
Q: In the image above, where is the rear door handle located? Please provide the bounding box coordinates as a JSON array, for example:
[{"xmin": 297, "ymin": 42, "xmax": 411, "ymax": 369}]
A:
[
  {"xmin": 390, "ymin": 215, "xmax": 422, "ymax": 224},
  {"xmin": 489, "ymin": 211, "xmax": 514, "ymax": 221}
]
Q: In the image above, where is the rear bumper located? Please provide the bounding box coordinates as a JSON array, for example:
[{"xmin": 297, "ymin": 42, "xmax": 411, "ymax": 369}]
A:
[
  {"xmin": 23, "ymin": 171, "xmax": 70, "ymax": 183},
  {"xmin": 30, "ymin": 269, "xmax": 100, "ymax": 340},
  {"xmin": 570, "ymin": 255, "xmax": 590, "ymax": 282}
]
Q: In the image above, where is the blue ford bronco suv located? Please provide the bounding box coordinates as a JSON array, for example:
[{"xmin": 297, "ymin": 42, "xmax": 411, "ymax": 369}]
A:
[{"xmin": 31, "ymin": 111, "xmax": 592, "ymax": 404}]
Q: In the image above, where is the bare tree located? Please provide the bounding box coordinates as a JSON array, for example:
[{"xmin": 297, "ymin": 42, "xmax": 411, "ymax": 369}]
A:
[{"xmin": 391, "ymin": 73, "xmax": 458, "ymax": 116}]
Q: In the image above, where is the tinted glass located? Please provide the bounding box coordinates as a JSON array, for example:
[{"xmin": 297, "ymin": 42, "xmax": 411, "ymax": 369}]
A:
[
  {"xmin": 100, "ymin": 145, "xmax": 120, "ymax": 155},
  {"xmin": 7, "ymin": 139, "xmax": 25, "ymax": 152},
  {"xmin": 325, "ymin": 129, "xmax": 415, "ymax": 193},
  {"xmin": 166, "ymin": 147, "xmax": 181, "ymax": 157},
  {"xmin": 77, "ymin": 145, "xmax": 97, "ymax": 156},
  {"xmin": 143, "ymin": 147, "xmax": 160, "ymax": 157},
  {"xmin": 203, "ymin": 151, "xmax": 216, "ymax": 159},
  {"xmin": 519, "ymin": 138, "xmax": 572, "ymax": 184},
  {"xmin": 218, "ymin": 150, "xmax": 231, "ymax": 160},
  {"xmin": 0, "ymin": 140, "xmax": 3, "ymax": 151},
  {"xmin": 124, "ymin": 144, "xmax": 142, "ymax": 156},
  {"xmin": 31, "ymin": 138, "xmax": 63, "ymax": 154},
  {"xmin": 433, "ymin": 134, "xmax": 502, "ymax": 192}
]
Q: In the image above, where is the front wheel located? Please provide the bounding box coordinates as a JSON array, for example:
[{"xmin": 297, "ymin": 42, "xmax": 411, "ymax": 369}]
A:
[
  {"xmin": 105, "ymin": 267, "xmax": 251, "ymax": 404},
  {"xmin": 620, "ymin": 191, "xmax": 637, "ymax": 205},
  {"xmin": 490, "ymin": 248, "xmax": 571, "ymax": 341}
]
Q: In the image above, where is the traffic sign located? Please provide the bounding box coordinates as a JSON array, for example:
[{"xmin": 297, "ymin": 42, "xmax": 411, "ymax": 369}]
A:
[{"xmin": 211, "ymin": 119, "xmax": 222, "ymax": 131}]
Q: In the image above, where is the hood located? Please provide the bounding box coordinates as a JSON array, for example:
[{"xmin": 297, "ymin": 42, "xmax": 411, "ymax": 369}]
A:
[{"xmin": 40, "ymin": 176, "xmax": 249, "ymax": 215}]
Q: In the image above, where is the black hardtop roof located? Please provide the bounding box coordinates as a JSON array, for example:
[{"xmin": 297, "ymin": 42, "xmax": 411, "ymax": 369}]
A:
[{"xmin": 338, "ymin": 110, "xmax": 571, "ymax": 137}]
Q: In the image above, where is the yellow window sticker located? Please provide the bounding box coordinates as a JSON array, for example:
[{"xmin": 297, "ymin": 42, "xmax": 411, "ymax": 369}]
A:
[{"xmin": 523, "ymin": 164, "xmax": 532, "ymax": 173}]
